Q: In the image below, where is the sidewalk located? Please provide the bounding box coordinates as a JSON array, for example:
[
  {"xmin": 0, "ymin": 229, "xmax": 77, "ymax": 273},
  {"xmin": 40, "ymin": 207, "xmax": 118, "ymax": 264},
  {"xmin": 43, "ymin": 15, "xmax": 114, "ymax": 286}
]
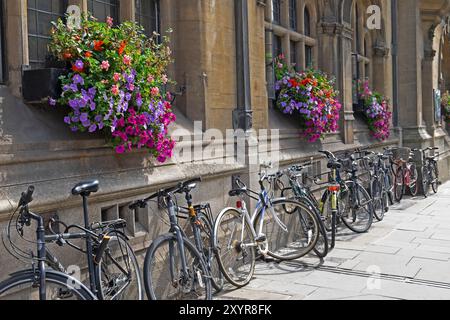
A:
[{"xmin": 218, "ymin": 181, "xmax": 450, "ymax": 300}]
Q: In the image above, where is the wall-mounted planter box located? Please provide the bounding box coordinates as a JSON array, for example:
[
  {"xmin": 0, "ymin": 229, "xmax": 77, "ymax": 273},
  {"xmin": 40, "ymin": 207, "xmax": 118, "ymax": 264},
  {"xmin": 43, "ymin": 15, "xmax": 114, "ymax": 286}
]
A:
[{"xmin": 22, "ymin": 68, "xmax": 66, "ymax": 103}]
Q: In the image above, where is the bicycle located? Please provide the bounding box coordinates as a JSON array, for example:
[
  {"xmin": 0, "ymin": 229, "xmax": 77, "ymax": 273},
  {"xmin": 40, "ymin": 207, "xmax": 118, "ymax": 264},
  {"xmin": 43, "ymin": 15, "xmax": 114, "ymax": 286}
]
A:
[
  {"xmin": 418, "ymin": 147, "xmax": 440, "ymax": 197},
  {"xmin": 317, "ymin": 150, "xmax": 374, "ymax": 237},
  {"xmin": 392, "ymin": 149, "xmax": 419, "ymax": 201},
  {"xmin": 365, "ymin": 150, "xmax": 394, "ymax": 221},
  {"xmin": 169, "ymin": 180, "xmax": 224, "ymax": 293},
  {"xmin": 0, "ymin": 186, "xmax": 96, "ymax": 300},
  {"xmin": 1, "ymin": 181, "xmax": 143, "ymax": 300},
  {"xmin": 130, "ymin": 178, "xmax": 212, "ymax": 300},
  {"xmin": 213, "ymin": 170, "xmax": 320, "ymax": 288}
]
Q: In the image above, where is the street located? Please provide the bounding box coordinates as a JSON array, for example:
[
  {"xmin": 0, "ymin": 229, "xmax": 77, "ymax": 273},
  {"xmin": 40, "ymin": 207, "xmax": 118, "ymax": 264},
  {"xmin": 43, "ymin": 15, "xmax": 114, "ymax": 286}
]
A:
[{"xmin": 219, "ymin": 182, "xmax": 450, "ymax": 300}]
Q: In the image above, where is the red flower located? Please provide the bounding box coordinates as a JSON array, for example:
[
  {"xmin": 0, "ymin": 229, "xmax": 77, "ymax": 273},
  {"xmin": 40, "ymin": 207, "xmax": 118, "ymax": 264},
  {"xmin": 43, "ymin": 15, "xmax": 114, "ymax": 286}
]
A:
[
  {"xmin": 118, "ymin": 41, "xmax": 126, "ymax": 55},
  {"xmin": 93, "ymin": 40, "xmax": 104, "ymax": 52},
  {"xmin": 85, "ymin": 51, "xmax": 92, "ymax": 58},
  {"xmin": 63, "ymin": 52, "xmax": 72, "ymax": 60},
  {"xmin": 72, "ymin": 65, "xmax": 83, "ymax": 73},
  {"xmin": 289, "ymin": 78, "xmax": 299, "ymax": 88}
]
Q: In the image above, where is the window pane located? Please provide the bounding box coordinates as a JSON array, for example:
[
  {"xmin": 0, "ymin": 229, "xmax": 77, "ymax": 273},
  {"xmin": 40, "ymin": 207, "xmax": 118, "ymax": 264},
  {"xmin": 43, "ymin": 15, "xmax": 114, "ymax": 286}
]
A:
[
  {"xmin": 272, "ymin": 0, "xmax": 281, "ymax": 24},
  {"xmin": 304, "ymin": 8, "xmax": 311, "ymax": 36},
  {"xmin": 88, "ymin": 0, "xmax": 119, "ymax": 23},
  {"xmin": 135, "ymin": 0, "xmax": 160, "ymax": 37},
  {"xmin": 289, "ymin": 0, "xmax": 297, "ymax": 30},
  {"xmin": 305, "ymin": 45, "xmax": 313, "ymax": 68},
  {"xmin": 273, "ymin": 35, "xmax": 282, "ymax": 58},
  {"xmin": 290, "ymin": 41, "xmax": 298, "ymax": 70},
  {"xmin": 27, "ymin": 0, "xmax": 67, "ymax": 68}
]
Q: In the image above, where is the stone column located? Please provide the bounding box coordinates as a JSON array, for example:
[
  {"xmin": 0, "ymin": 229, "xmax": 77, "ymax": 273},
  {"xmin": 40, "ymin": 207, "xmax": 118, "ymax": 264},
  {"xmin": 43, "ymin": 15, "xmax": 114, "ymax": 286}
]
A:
[
  {"xmin": 422, "ymin": 47, "xmax": 437, "ymax": 136},
  {"xmin": 319, "ymin": 21, "xmax": 354, "ymax": 144},
  {"xmin": 397, "ymin": 0, "xmax": 429, "ymax": 145}
]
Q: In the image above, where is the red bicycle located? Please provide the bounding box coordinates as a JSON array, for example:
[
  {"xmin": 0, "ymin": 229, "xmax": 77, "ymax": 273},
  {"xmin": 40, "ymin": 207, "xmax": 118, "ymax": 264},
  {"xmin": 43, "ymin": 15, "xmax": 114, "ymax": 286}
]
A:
[{"xmin": 393, "ymin": 151, "xmax": 419, "ymax": 202}]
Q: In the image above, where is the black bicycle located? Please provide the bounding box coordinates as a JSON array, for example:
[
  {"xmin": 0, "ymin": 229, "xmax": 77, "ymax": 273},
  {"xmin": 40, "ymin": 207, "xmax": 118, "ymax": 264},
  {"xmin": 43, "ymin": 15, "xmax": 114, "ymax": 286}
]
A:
[
  {"xmin": 418, "ymin": 147, "xmax": 440, "ymax": 197},
  {"xmin": 0, "ymin": 186, "xmax": 95, "ymax": 300},
  {"xmin": 130, "ymin": 178, "xmax": 212, "ymax": 300},
  {"xmin": 0, "ymin": 181, "xmax": 143, "ymax": 300}
]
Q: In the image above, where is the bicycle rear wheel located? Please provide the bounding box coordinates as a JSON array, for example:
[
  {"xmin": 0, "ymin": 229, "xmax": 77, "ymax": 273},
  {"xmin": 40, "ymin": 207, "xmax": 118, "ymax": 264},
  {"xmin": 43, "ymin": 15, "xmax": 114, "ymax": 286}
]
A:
[
  {"xmin": 409, "ymin": 164, "xmax": 419, "ymax": 197},
  {"xmin": 371, "ymin": 179, "xmax": 385, "ymax": 221},
  {"xmin": 253, "ymin": 199, "xmax": 320, "ymax": 261},
  {"xmin": 143, "ymin": 233, "xmax": 212, "ymax": 300},
  {"xmin": 196, "ymin": 213, "xmax": 224, "ymax": 293},
  {"xmin": 95, "ymin": 232, "xmax": 143, "ymax": 300},
  {"xmin": 394, "ymin": 167, "xmax": 405, "ymax": 202},
  {"xmin": 341, "ymin": 183, "xmax": 373, "ymax": 233},
  {"xmin": 0, "ymin": 270, "xmax": 95, "ymax": 300},
  {"xmin": 214, "ymin": 208, "xmax": 256, "ymax": 288}
]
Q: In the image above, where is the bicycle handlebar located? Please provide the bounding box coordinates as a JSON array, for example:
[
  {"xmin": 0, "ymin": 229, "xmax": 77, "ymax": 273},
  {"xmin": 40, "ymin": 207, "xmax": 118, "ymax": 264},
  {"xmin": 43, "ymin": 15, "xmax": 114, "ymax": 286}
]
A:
[{"xmin": 19, "ymin": 186, "xmax": 35, "ymax": 207}]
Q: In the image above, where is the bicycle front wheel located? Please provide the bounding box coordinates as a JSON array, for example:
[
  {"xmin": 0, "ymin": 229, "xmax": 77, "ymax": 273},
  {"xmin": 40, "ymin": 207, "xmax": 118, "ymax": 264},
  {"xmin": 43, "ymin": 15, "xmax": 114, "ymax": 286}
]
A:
[
  {"xmin": 214, "ymin": 208, "xmax": 256, "ymax": 288},
  {"xmin": 409, "ymin": 164, "xmax": 419, "ymax": 197},
  {"xmin": 431, "ymin": 162, "xmax": 439, "ymax": 194},
  {"xmin": 394, "ymin": 167, "xmax": 405, "ymax": 202},
  {"xmin": 95, "ymin": 232, "xmax": 143, "ymax": 300},
  {"xmin": 0, "ymin": 270, "xmax": 95, "ymax": 300},
  {"xmin": 143, "ymin": 233, "xmax": 212, "ymax": 300},
  {"xmin": 253, "ymin": 199, "xmax": 320, "ymax": 261}
]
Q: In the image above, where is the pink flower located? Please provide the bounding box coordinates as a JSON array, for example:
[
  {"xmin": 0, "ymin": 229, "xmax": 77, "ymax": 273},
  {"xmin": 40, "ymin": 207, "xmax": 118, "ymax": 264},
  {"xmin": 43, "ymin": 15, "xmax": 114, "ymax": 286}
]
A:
[
  {"xmin": 123, "ymin": 55, "xmax": 132, "ymax": 65},
  {"xmin": 101, "ymin": 60, "xmax": 110, "ymax": 71},
  {"xmin": 113, "ymin": 73, "xmax": 121, "ymax": 82},
  {"xmin": 128, "ymin": 83, "xmax": 135, "ymax": 91},
  {"xmin": 162, "ymin": 74, "xmax": 168, "ymax": 84},
  {"xmin": 151, "ymin": 87, "xmax": 160, "ymax": 96},
  {"xmin": 106, "ymin": 16, "xmax": 114, "ymax": 27},
  {"xmin": 115, "ymin": 145, "xmax": 125, "ymax": 154},
  {"xmin": 147, "ymin": 75, "xmax": 154, "ymax": 83},
  {"xmin": 111, "ymin": 85, "xmax": 119, "ymax": 96}
]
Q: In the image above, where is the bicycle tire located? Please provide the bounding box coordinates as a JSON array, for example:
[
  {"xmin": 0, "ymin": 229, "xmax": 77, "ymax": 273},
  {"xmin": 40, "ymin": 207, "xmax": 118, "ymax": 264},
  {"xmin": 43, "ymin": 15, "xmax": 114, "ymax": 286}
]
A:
[
  {"xmin": 0, "ymin": 269, "xmax": 96, "ymax": 300},
  {"xmin": 422, "ymin": 165, "xmax": 430, "ymax": 198},
  {"xmin": 214, "ymin": 208, "xmax": 256, "ymax": 288},
  {"xmin": 341, "ymin": 182, "xmax": 373, "ymax": 233},
  {"xmin": 95, "ymin": 232, "xmax": 143, "ymax": 300},
  {"xmin": 431, "ymin": 162, "xmax": 439, "ymax": 194},
  {"xmin": 196, "ymin": 213, "xmax": 224, "ymax": 293},
  {"xmin": 394, "ymin": 166, "xmax": 405, "ymax": 202},
  {"xmin": 143, "ymin": 233, "xmax": 212, "ymax": 300},
  {"xmin": 253, "ymin": 199, "xmax": 320, "ymax": 261},
  {"xmin": 409, "ymin": 164, "xmax": 419, "ymax": 197},
  {"xmin": 371, "ymin": 178, "xmax": 385, "ymax": 221}
]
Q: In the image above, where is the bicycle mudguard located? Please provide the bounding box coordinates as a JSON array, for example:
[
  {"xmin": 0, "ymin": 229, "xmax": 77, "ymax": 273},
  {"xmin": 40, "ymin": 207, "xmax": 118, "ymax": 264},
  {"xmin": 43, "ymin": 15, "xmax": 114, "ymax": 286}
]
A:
[
  {"xmin": 213, "ymin": 207, "xmax": 241, "ymax": 248},
  {"xmin": 7, "ymin": 269, "xmax": 97, "ymax": 300}
]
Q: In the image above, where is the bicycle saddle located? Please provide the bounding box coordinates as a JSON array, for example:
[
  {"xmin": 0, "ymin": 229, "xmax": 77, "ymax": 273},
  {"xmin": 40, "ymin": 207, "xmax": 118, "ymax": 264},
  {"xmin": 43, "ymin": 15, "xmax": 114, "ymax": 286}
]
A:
[{"xmin": 72, "ymin": 180, "xmax": 100, "ymax": 196}]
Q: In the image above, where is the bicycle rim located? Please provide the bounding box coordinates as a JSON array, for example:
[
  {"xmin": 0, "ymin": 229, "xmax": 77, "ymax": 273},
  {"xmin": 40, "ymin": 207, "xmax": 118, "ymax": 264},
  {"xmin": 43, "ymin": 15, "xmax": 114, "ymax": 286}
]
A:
[
  {"xmin": 144, "ymin": 233, "xmax": 212, "ymax": 300},
  {"xmin": 341, "ymin": 183, "xmax": 373, "ymax": 233},
  {"xmin": 253, "ymin": 199, "xmax": 320, "ymax": 260},
  {"xmin": 214, "ymin": 208, "xmax": 256, "ymax": 288},
  {"xmin": 96, "ymin": 234, "xmax": 143, "ymax": 300},
  {"xmin": 371, "ymin": 179, "xmax": 385, "ymax": 221}
]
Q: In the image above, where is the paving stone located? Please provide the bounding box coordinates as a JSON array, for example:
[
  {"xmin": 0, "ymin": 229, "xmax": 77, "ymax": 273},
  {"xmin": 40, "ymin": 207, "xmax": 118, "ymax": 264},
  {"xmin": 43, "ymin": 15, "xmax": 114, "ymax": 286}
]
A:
[
  {"xmin": 219, "ymin": 288, "xmax": 292, "ymax": 300},
  {"xmin": 304, "ymin": 287, "xmax": 364, "ymax": 300},
  {"xmin": 397, "ymin": 248, "xmax": 450, "ymax": 262},
  {"xmin": 294, "ymin": 270, "xmax": 368, "ymax": 293}
]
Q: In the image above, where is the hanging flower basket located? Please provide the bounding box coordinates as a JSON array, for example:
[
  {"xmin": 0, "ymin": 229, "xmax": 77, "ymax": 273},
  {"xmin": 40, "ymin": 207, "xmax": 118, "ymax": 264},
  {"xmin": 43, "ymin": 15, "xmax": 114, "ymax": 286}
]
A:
[
  {"xmin": 355, "ymin": 79, "xmax": 392, "ymax": 141},
  {"xmin": 274, "ymin": 56, "xmax": 342, "ymax": 143},
  {"xmin": 47, "ymin": 14, "xmax": 176, "ymax": 163}
]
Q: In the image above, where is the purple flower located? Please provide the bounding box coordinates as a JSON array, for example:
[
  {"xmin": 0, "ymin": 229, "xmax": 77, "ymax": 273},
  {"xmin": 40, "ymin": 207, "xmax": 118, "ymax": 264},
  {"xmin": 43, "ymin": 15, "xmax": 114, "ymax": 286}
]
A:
[
  {"xmin": 69, "ymin": 84, "xmax": 78, "ymax": 92},
  {"xmin": 136, "ymin": 98, "xmax": 143, "ymax": 108},
  {"xmin": 80, "ymin": 113, "xmax": 89, "ymax": 123},
  {"xmin": 69, "ymin": 99, "xmax": 79, "ymax": 109},
  {"xmin": 98, "ymin": 122, "xmax": 104, "ymax": 130},
  {"xmin": 64, "ymin": 116, "xmax": 71, "ymax": 124},
  {"xmin": 95, "ymin": 115, "xmax": 103, "ymax": 122},
  {"xmin": 82, "ymin": 120, "xmax": 91, "ymax": 128},
  {"xmin": 71, "ymin": 116, "xmax": 80, "ymax": 123},
  {"xmin": 89, "ymin": 124, "xmax": 97, "ymax": 133},
  {"xmin": 73, "ymin": 74, "xmax": 84, "ymax": 85},
  {"xmin": 90, "ymin": 102, "xmax": 96, "ymax": 111},
  {"xmin": 88, "ymin": 87, "xmax": 97, "ymax": 98},
  {"xmin": 74, "ymin": 60, "xmax": 84, "ymax": 70},
  {"xmin": 70, "ymin": 126, "xmax": 79, "ymax": 132},
  {"xmin": 125, "ymin": 93, "xmax": 132, "ymax": 101},
  {"xmin": 49, "ymin": 98, "xmax": 57, "ymax": 106}
]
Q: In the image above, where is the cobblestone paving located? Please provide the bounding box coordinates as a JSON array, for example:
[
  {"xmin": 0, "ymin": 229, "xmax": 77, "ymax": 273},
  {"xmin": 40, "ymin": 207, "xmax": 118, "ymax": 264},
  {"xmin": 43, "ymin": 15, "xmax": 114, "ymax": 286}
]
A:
[{"xmin": 218, "ymin": 181, "xmax": 450, "ymax": 300}]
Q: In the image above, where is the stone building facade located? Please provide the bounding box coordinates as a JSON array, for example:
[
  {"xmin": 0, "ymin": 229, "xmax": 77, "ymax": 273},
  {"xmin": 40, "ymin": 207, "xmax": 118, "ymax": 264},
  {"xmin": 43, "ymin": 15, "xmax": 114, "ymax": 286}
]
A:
[{"xmin": 0, "ymin": 0, "xmax": 450, "ymax": 281}]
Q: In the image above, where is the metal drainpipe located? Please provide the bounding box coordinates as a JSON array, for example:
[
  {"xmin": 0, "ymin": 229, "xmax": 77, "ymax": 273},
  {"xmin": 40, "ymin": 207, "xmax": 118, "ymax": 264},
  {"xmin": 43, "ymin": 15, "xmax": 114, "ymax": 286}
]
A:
[
  {"xmin": 233, "ymin": 0, "xmax": 253, "ymax": 131},
  {"xmin": 391, "ymin": 0, "xmax": 399, "ymax": 129}
]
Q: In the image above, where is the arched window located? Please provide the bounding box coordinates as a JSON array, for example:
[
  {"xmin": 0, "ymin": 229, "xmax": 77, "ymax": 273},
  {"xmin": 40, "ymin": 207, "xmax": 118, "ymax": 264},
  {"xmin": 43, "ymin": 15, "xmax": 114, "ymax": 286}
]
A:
[
  {"xmin": 28, "ymin": 0, "xmax": 68, "ymax": 69},
  {"xmin": 304, "ymin": 7, "xmax": 311, "ymax": 37},
  {"xmin": 135, "ymin": 0, "xmax": 160, "ymax": 37},
  {"xmin": 87, "ymin": 0, "xmax": 119, "ymax": 23}
]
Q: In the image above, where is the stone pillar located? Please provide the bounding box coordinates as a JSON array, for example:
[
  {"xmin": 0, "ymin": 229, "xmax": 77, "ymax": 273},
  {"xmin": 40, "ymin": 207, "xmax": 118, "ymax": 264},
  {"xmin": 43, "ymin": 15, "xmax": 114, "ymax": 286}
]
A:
[
  {"xmin": 120, "ymin": 0, "xmax": 134, "ymax": 21},
  {"xmin": 397, "ymin": 0, "xmax": 429, "ymax": 145},
  {"xmin": 422, "ymin": 48, "xmax": 437, "ymax": 136},
  {"xmin": 319, "ymin": 21, "xmax": 354, "ymax": 144}
]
